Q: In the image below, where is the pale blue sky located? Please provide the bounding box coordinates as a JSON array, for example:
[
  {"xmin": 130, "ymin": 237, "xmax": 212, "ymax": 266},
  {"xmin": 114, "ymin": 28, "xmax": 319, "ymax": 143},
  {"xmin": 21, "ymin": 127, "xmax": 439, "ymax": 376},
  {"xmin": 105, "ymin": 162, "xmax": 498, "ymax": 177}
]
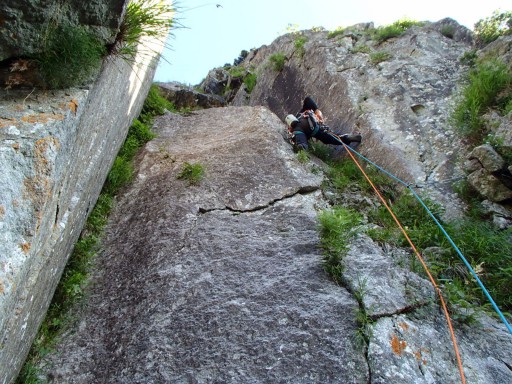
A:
[{"xmin": 154, "ymin": 0, "xmax": 510, "ymax": 85}]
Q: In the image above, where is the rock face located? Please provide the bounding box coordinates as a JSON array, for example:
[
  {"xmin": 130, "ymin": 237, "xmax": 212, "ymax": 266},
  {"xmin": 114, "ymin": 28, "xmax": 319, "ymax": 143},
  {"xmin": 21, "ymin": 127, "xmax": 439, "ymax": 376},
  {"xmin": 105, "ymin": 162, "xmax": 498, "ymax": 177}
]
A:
[
  {"xmin": 0, "ymin": 0, "xmax": 125, "ymax": 61},
  {"xmin": 38, "ymin": 106, "xmax": 512, "ymax": 383},
  {"xmin": 5, "ymin": 15, "xmax": 512, "ymax": 384},
  {"xmin": 0, "ymin": 16, "xmax": 167, "ymax": 384},
  {"xmin": 38, "ymin": 106, "xmax": 369, "ymax": 383},
  {"xmin": 156, "ymin": 82, "xmax": 226, "ymax": 109}
]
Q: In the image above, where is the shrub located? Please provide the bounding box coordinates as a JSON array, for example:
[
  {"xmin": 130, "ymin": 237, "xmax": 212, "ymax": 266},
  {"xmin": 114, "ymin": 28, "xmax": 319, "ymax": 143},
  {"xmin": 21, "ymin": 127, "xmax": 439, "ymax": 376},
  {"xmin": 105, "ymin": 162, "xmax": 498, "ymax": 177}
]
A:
[
  {"xmin": 374, "ymin": 19, "xmax": 424, "ymax": 43},
  {"xmin": 370, "ymin": 51, "xmax": 392, "ymax": 65},
  {"xmin": 36, "ymin": 25, "xmax": 105, "ymax": 88},
  {"xmin": 451, "ymin": 58, "xmax": 510, "ymax": 141},
  {"xmin": 269, "ymin": 53, "xmax": 286, "ymax": 72},
  {"xmin": 474, "ymin": 10, "xmax": 512, "ymax": 46}
]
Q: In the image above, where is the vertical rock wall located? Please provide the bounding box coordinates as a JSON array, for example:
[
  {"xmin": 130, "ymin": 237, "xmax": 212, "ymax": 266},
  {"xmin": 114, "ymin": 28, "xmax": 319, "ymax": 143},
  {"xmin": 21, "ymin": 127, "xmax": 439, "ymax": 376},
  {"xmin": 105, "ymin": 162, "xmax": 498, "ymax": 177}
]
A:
[{"xmin": 0, "ymin": 23, "xmax": 168, "ymax": 384}]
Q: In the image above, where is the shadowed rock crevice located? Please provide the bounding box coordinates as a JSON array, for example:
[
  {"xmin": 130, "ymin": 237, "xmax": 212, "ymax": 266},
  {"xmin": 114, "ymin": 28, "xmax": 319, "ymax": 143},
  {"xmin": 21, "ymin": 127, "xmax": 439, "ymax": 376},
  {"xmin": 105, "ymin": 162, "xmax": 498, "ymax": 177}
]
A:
[{"xmin": 198, "ymin": 185, "xmax": 321, "ymax": 214}]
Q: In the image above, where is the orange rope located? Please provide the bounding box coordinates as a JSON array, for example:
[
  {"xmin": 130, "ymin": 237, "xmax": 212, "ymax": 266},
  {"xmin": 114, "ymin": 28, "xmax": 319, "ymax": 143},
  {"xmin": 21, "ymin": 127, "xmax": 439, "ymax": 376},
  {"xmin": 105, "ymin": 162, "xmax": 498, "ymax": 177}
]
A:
[{"xmin": 341, "ymin": 143, "xmax": 466, "ymax": 384}]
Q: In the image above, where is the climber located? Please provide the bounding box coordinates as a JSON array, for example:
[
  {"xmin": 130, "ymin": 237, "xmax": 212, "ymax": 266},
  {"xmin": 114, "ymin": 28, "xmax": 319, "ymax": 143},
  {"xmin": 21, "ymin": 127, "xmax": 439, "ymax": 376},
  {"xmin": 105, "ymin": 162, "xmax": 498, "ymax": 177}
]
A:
[
  {"xmin": 285, "ymin": 96, "xmax": 361, "ymax": 151},
  {"xmin": 299, "ymin": 96, "xmax": 324, "ymax": 124}
]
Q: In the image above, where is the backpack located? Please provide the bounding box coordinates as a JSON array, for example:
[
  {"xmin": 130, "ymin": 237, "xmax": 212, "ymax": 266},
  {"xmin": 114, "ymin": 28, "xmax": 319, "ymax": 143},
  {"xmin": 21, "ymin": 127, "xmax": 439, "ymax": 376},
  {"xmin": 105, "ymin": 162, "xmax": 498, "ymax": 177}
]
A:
[{"xmin": 298, "ymin": 110, "xmax": 320, "ymax": 135}]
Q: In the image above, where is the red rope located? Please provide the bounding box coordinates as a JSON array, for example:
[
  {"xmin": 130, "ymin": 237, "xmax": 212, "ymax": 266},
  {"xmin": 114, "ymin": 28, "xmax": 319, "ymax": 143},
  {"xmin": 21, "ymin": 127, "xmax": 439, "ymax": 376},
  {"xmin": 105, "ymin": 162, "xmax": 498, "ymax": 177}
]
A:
[{"xmin": 341, "ymin": 143, "xmax": 466, "ymax": 384}]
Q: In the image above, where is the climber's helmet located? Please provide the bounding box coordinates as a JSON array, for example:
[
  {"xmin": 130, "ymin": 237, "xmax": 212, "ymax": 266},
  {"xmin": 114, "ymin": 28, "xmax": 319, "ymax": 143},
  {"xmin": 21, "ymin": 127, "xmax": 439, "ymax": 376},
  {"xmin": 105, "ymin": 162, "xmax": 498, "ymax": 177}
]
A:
[{"xmin": 285, "ymin": 114, "xmax": 298, "ymax": 127}]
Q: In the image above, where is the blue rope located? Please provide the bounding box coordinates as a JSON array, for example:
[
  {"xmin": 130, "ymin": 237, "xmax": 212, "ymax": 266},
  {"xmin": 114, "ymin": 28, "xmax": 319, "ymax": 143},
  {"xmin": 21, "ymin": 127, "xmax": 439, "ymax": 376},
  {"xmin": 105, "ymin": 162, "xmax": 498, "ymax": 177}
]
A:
[{"xmin": 344, "ymin": 144, "xmax": 512, "ymax": 335}]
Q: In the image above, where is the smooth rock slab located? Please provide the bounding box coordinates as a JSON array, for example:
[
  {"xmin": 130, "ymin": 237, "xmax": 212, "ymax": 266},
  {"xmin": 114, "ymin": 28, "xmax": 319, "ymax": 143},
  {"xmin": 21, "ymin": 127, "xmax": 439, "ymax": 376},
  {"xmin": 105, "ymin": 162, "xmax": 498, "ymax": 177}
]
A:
[{"xmin": 39, "ymin": 107, "xmax": 368, "ymax": 383}]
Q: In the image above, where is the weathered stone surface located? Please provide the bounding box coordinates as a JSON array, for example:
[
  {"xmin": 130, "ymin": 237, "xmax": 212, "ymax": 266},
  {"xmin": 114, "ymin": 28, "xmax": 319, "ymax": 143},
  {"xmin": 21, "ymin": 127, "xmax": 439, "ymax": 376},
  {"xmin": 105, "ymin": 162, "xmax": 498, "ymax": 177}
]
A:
[
  {"xmin": 369, "ymin": 312, "xmax": 512, "ymax": 383},
  {"xmin": 156, "ymin": 82, "xmax": 226, "ymax": 109},
  {"xmin": 468, "ymin": 168, "xmax": 512, "ymax": 202},
  {"xmin": 37, "ymin": 106, "xmax": 369, "ymax": 383},
  {"xmin": 469, "ymin": 144, "xmax": 505, "ymax": 172},
  {"xmin": 343, "ymin": 234, "xmax": 434, "ymax": 318},
  {"xmin": 0, "ymin": 0, "xmax": 125, "ymax": 61},
  {"xmin": 0, "ymin": 23, "xmax": 167, "ymax": 384},
  {"xmin": 231, "ymin": 21, "xmax": 472, "ymax": 219},
  {"xmin": 462, "ymin": 158, "xmax": 482, "ymax": 173}
]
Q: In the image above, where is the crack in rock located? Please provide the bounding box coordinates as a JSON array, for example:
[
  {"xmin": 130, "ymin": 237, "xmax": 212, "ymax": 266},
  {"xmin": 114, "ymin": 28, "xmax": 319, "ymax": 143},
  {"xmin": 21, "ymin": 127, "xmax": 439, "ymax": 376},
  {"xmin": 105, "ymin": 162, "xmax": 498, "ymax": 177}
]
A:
[{"xmin": 198, "ymin": 185, "xmax": 320, "ymax": 214}]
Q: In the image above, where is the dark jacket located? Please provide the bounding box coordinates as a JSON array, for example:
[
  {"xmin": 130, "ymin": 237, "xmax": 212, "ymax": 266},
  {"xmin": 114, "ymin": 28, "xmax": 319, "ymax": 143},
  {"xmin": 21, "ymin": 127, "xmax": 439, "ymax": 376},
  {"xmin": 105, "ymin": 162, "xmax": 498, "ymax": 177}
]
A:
[{"xmin": 290, "ymin": 113, "xmax": 318, "ymax": 137}]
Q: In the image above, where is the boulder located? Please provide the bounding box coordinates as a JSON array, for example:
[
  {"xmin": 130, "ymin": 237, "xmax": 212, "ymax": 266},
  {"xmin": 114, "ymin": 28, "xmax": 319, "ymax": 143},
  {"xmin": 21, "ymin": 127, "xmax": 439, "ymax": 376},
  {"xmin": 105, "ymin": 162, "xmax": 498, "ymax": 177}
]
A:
[
  {"xmin": 467, "ymin": 168, "xmax": 512, "ymax": 202},
  {"xmin": 156, "ymin": 82, "xmax": 226, "ymax": 109},
  {"xmin": 469, "ymin": 144, "xmax": 505, "ymax": 172}
]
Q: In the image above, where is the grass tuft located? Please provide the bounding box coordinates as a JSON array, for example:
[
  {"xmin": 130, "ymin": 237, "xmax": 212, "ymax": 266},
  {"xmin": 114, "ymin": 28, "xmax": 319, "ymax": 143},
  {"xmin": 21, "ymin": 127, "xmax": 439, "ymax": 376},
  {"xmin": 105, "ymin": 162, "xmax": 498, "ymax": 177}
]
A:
[
  {"xmin": 373, "ymin": 19, "xmax": 424, "ymax": 43},
  {"xmin": 36, "ymin": 25, "xmax": 105, "ymax": 89},
  {"xmin": 318, "ymin": 207, "xmax": 363, "ymax": 283},
  {"xmin": 451, "ymin": 58, "xmax": 510, "ymax": 142},
  {"xmin": 177, "ymin": 162, "xmax": 205, "ymax": 185},
  {"xmin": 110, "ymin": 0, "xmax": 174, "ymax": 59},
  {"xmin": 269, "ymin": 53, "xmax": 286, "ymax": 72}
]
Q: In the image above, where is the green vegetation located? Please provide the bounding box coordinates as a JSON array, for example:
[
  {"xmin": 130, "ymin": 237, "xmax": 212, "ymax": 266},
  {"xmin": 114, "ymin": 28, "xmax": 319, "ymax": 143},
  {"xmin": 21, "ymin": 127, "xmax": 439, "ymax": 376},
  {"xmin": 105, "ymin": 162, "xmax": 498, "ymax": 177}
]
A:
[
  {"xmin": 16, "ymin": 84, "xmax": 172, "ymax": 383},
  {"xmin": 373, "ymin": 19, "xmax": 424, "ymax": 43},
  {"xmin": 451, "ymin": 58, "xmax": 511, "ymax": 142},
  {"xmin": 269, "ymin": 53, "xmax": 286, "ymax": 72},
  {"xmin": 294, "ymin": 36, "xmax": 307, "ymax": 59},
  {"xmin": 474, "ymin": 10, "xmax": 512, "ymax": 46},
  {"xmin": 110, "ymin": 0, "xmax": 174, "ymax": 59},
  {"xmin": 296, "ymin": 149, "xmax": 310, "ymax": 163},
  {"xmin": 350, "ymin": 45, "xmax": 372, "ymax": 54},
  {"xmin": 177, "ymin": 162, "xmax": 205, "ymax": 185},
  {"xmin": 370, "ymin": 51, "xmax": 392, "ymax": 65},
  {"xmin": 35, "ymin": 25, "xmax": 105, "ymax": 88},
  {"xmin": 353, "ymin": 278, "xmax": 374, "ymax": 349},
  {"xmin": 440, "ymin": 24, "xmax": 456, "ymax": 39},
  {"xmin": 317, "ymin": 154, "xmax": 512, "ymax": 324},
  {"xmin": 318, "ymin": 206, "xmax": 363, "ymax": 283},
  {"xmin": 227, "ymin": 66, "xmax": 257, "ymax": 94},
  {"xmin": 29, "ymin": 0, "xmax": 174, "ymax": 89},
  {"xmin": 327, "ymin": 27, "xmax": 346, "ymax": 39},
  {"xmin": 244, "ymin": 72, "xmax": 257, "ymax": 93},
  {"xmin": 367, "ymin": 189, "xmax": 512, "ymax": 313}
]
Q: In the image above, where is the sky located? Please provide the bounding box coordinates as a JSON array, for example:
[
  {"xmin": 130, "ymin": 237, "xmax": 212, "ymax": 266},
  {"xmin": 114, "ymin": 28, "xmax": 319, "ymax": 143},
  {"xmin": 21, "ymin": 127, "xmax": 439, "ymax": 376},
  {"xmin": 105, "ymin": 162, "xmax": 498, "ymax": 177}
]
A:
[{"xmin": 154, "ymin": 0, "xmax": 510, "ymax": 85}]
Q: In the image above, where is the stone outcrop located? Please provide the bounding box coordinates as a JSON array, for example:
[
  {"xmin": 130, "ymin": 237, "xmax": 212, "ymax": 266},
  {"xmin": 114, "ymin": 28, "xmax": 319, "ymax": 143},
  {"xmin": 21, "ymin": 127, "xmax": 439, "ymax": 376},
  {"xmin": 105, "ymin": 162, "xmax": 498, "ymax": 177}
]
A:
[
  {"xmin": 37, "ymin": 106, "xmax": 512, "ymax": 383},
  {"xmin": 0, "ymin": 7, "xmax": 169, "ymax": 383},
  {"xmin": 0, "ymin": 0, "xmax": 125, "ymax": 61},
  {"xmin": 223, "ymin": 22, "xmax": 475, "ymax": 220},
  {"xmin": 156, "ymin": 82, "xmax": 226, "ymax": 109},
  {"xmin": 209, "ymin": 21, "xmax": 512, "ymax": 220},
  {"xmin": 464, "ymin": 144, "xmax": 512, "ymax": 202}
]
